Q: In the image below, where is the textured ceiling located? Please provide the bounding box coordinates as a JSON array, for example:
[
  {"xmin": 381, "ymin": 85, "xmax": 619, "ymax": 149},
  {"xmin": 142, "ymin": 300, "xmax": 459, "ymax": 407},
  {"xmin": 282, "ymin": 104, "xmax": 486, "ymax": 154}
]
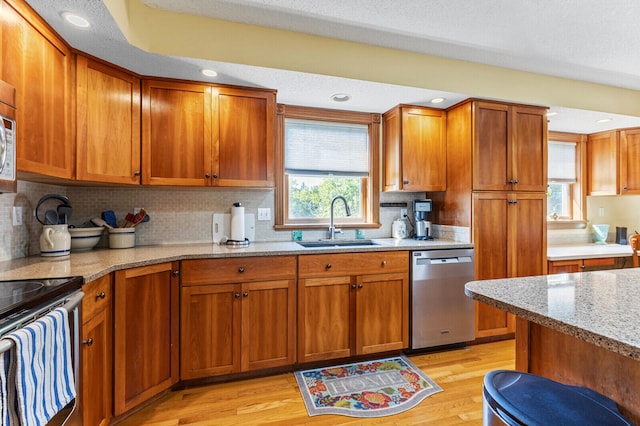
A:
[{"xmin": 24, "ymin": 0, "xmax": 640, "ymax": 133}]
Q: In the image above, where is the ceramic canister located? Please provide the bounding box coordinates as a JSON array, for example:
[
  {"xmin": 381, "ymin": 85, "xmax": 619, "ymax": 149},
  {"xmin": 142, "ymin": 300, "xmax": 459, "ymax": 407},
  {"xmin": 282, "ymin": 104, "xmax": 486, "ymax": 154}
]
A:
[{"xmin": 39, "ymin": 224, "xmax": 71, "ymax": 257}]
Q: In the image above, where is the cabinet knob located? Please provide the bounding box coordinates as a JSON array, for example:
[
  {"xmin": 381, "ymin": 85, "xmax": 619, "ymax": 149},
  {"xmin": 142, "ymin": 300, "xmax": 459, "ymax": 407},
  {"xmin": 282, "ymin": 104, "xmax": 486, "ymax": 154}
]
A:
[
  {"xmin": 403, "ymin": 180, "xmax": 409, "ymax": 185},
  {"xmin": 513, "ymin": 179, "xmax": 519, "ymax": 184},
  {"xmin": 82, "ymin": 338, "xmax": 93, "ymax": 346},
  {"xmin": 205, "ymin": 173, "xmax": 211, "ymax": 178},
  {"xmin": 508, "ymin": 200, "xmax": 518, "ymax": 204},
  {"xmin": 133, "ymin": 171, "xmax": 141, "ymax": 177},
  {"xmin": 326, "ymin": 263, "xmax": 332, "ymax": 269},
  {"xmin": 213, "ymin": 173, "xmax": 219, "ymax": 179},
  {"xmin": 238, "ymin": 267, "xmax": 245, "ymax": 273},
  {"xmin": 358, "ymin": 284, "xmax": 363, "ymax": 289},
  {"xmin": 243, "ymin": 292, "xmax": 249, "ymax": 298},
  {"xmin": 234, "ymin": 293, "xmax": 241, "ymax": 298},
  {"xmin": 96, "ymin": 292, "xmax": 106, "ymax": 299},
  {"xmin": 172, "ymin": 270, "xmax": 180, "ymax": 276},
  {"xmin": 351, "ymin": 284, "xmax": 357, "ymax": 289},
  {"xmin": 381, "ymin": 260, "xmax": 387, "ymax": 266},
  {"xmin": 624, "ymin": 186, "xmax": 628, "ymax": 190}
]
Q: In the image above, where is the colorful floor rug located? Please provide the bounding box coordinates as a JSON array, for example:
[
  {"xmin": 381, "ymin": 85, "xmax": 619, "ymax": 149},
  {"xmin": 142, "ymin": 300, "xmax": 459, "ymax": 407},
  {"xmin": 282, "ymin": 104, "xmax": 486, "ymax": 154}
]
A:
[{"xmin": 294, "ymin": 355, "xmax": 443, "ymax": 418}]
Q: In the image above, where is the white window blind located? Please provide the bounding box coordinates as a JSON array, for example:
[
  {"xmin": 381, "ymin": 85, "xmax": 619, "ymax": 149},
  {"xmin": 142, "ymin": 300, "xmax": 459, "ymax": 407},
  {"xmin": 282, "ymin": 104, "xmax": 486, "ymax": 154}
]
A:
[
  {"xmin": 284, "ymin": 119, "xmax": 369, "ymax": 176},
  {"xmin": 548, "ymin": 141, "xmax": 576, "ymax": 183}
]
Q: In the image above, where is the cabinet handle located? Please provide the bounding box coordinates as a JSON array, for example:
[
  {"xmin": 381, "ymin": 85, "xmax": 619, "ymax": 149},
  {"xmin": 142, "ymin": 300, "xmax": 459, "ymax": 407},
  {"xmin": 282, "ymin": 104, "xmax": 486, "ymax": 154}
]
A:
[
  {"xmin": 133, "ymin": 171, "xmax": 141, "ymax": 177},
  {"xmin": 243, "ymin": 292, "xmax": 249, "ymax": 298},
  {"xmin": 172, "ymin": 270, "xmax": 180, "ymax": 276},
  {"xmin": 82, "ymin": 338, "xmax": 93, "ymax": 346},
  {"xmin": 205, "ymin": 173, "xmax": 211, "ymax": 178},
  {"xmin": 358, "ymin": 284, "xmax": 363, "ymax": 289},
  {"xmin": 238, "ymin": 267, "xmax": 245, "ymax": 273},
  {"xmin": 213, "ymin": 173, "xmax": 219, "ymax": 179},
  {"xmin": 234, "ymin": 293, "xmax": 241, "ymax": 298},
  {"xmin": 326, "ymin": 263, "xmax": 332, "ymax": 269},
  {"xmin": 96, "ymin": 292, "xmax": 106, "ymax": 299},
  {"xmin": 381, "ymin": 260, "xmax": 387, "ymax": 266}
]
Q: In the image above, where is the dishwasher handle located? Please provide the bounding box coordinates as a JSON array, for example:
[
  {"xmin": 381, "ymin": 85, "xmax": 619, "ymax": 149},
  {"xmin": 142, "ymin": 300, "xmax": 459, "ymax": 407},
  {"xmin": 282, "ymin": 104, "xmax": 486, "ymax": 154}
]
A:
[{"xmin": 416, "ymin": 256, "xmax": 473, "ymax": 265}]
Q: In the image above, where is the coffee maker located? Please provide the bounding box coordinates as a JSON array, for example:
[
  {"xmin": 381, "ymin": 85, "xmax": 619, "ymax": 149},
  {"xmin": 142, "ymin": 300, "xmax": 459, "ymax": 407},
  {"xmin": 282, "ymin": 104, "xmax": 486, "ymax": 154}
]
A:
[{"xmin": 413, "ymin": 199, "xmax": 432, "ymax": 240}]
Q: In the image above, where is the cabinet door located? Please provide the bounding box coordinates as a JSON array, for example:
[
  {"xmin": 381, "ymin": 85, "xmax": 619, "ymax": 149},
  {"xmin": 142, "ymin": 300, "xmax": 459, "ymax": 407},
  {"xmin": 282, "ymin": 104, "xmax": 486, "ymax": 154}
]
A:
[
  {"xmin": 587, "ymin": 130, "xmax": 619, "ymax": 195},
  {"xmin": 473, "ymin": 192, "xmax": 513, "ymax": 338},
  {"xmin": 355, "ymin": 272, "xmax": 408, "ymax": 355},
  {"xmin": 548, "ymin": 259, "xmax": 582, "ymax": 274},
  {"xmin": 620, "ymin": 128, "xmax": 640, "ymax": 194},
  {"xmin": 180, "ymin": 283, "xmax": 241, "ymax": 379},
  {"xmin": 1, "ymin": 0, "xmax": 73, "ymax": 178},
  {"xmin": 510, "ymin": 193, "xmax": 547, "ymax": 278},
  {"xmin": 113, "ymin": 262, "xmax": 179, "ymax": 416},
  {"xmin": 242, "ymin": 279, "xmax": 296, "ymax": 371},
  {"xmin": 213, "ymin": 87, "xmax": 275, "ymax": 187},
  {"xmin": 473, "ymin": 102, "xmax": 510, "ymax": 191},
  {"xmin": 76, "ymin": 56, "xmax": 141, "ymax": 184},
  {"xmin": 142, "ymin": 80, "xmax": 212, "ymax": 186},
  {"xmin": 511, "ymin": 106, "xmax": 547, "ymax": 191},
  {"xmin": 400, "ymin": 107, "xmax": 446, "ymax": 191},
  {"xmin": 82, "ymin": 308, "xmax": 112, "ymax": 426},
  {"xmin": 298, "ymin": 276, "xmax": 353, "ymax": 362}
]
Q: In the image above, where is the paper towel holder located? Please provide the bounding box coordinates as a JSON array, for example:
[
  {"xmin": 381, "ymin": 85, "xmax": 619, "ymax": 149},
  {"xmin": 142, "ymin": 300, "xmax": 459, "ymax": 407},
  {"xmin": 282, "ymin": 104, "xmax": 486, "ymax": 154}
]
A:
[{"xmin": 227, "ymin": 202, "xmax": 250, "ymax": 247}]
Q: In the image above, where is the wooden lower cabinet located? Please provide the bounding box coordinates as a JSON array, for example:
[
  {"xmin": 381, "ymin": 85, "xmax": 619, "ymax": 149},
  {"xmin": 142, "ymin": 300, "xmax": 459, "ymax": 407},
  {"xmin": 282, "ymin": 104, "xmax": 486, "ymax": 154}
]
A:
[
  {"xmin": 180, "ymin": 257, "xmax": 297, "ymax": 380},
  {"xmin": 113, "ymin": 262, "xmax": 179, "ymax": 416},
  {"xmin": 297, "ymin": 251, "xmax": 409, "ymax": 363},
  {"xmin": 547, "ymin": 257, "xmax": 623, "ymax": 274},
  {"xmin": 81, "ymin": 274, "xmax": 113, "ymax": 426}
]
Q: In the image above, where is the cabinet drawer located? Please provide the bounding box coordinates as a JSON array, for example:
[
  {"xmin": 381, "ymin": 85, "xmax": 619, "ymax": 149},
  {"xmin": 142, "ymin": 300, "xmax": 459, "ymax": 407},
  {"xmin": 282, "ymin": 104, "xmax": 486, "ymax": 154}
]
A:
[
  {"xmin": 182, "ymin": 256, "xmax": 297, "ymax": 285},
  {"xmin": 82, "ymin": 274, "xmax": 112, "ymax": 322},
  {"xmin": 582, "ymin": 257, "xmax": 615, "ymax": 267},
  {"xmin": 298, "ymin": 251, "xmax": 408, "ymax": 278}
]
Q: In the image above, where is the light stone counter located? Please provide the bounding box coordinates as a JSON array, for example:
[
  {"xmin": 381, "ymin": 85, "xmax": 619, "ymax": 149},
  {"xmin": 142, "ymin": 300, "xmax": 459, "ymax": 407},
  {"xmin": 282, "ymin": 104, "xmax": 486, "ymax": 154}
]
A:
[
  {"xmin": 465, "ymin": 269, "xmax": 640, "ymax": 359},
  {"xmin": 547, "ymin": 243, "xmax": 633, "ymax": 260},
  {"xmin": 0, "ymin": 238, "xmax": 471, "ymax": 283}
]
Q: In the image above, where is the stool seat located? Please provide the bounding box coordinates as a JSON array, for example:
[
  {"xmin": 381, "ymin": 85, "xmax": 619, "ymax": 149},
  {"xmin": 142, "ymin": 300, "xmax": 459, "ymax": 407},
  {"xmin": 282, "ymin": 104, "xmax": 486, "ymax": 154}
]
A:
[{"xmin": 483, "ymin": 370, "xmax": 633, "ymax": 426}]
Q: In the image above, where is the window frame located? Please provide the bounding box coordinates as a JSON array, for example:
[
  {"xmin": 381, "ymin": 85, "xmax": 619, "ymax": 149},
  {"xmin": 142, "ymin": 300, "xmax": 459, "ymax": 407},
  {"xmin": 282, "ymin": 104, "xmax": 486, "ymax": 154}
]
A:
[
  {"xmin": 547, "ymin": 131, "xmax": 587, "ymax": 228},
  {"xmin": 274, "ymin": 104, "xmax": 381, "ymax": 230}
]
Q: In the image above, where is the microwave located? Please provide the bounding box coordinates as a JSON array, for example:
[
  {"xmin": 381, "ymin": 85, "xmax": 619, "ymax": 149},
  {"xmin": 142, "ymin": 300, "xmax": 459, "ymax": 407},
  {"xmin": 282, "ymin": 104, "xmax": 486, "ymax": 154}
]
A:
[{"xmin": 0, "ymin": 80, "xmax": 16, "ymax": 193}]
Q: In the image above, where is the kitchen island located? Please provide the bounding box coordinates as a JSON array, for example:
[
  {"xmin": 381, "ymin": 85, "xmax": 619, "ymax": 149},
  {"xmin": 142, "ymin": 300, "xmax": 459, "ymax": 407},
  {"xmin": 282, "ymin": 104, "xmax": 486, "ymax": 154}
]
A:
[{"xmin": 465, "ymin": 269, "xmax": 640, "ymax": 424}]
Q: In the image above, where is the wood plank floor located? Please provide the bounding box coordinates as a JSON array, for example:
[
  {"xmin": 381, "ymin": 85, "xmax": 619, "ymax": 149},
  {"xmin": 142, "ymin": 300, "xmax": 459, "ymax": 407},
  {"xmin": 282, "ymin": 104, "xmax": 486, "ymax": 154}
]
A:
[{"xmin": 118, "ymin": 340, "xmax": 514, "ymax": 425}]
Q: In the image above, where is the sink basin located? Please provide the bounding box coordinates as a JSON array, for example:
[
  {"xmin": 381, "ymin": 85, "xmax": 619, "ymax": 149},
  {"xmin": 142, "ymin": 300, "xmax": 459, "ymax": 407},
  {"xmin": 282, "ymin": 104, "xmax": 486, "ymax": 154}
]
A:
[{"xmin": 296, "ymin": 239, "xmax": 379, "ymax": 248}]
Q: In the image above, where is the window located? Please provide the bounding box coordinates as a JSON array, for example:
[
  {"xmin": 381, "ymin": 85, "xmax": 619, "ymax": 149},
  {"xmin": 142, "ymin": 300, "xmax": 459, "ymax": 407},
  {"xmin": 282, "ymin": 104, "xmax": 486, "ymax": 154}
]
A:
[
  {"xmin": 547, "ymin": 132, "xmax": 586, "ymax": 223},
  {"xmin": 547, "ymin": 141, "xmax": 576, "ymax": 219},
  {"xmin": 275, "ymin": 105, "xmax": 380, "ymax": 228}
]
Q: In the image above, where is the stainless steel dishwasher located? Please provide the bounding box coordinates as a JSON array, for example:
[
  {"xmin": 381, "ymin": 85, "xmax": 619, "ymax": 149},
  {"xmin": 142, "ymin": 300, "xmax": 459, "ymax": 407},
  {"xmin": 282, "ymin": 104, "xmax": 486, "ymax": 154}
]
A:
[{"xmin": 410, "ymin": 248, "xmax": 475, "ymax": 350}]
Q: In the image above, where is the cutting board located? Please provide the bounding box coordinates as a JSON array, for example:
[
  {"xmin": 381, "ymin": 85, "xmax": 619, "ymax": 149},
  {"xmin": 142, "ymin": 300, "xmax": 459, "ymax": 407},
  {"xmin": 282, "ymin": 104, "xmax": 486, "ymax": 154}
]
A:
[{"xmin": 212, "ymin": 213, "xmax": 255, "ymax": 243}]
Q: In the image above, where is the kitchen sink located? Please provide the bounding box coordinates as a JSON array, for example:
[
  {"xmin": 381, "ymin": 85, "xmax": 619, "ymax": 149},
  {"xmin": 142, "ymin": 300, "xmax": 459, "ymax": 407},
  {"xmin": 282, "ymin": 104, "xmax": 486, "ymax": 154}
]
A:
[{"xmin": 296, "ymin": 239, "xmax": 379, "ymax": 248}]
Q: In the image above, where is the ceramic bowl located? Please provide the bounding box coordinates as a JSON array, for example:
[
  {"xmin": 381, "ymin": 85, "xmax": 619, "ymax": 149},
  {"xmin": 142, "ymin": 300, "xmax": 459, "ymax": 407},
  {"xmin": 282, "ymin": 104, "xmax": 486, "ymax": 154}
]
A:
[
  {"xmin": 69, "ymin": 227, "xmax": 104, "ymax": 252},
  {"xmin": 592, "ymin": 224, "xmax": 610, "ymax": 244},
  {"xmin": 108, "ymin": 227, "xmax": 136, "ymax": 249}
]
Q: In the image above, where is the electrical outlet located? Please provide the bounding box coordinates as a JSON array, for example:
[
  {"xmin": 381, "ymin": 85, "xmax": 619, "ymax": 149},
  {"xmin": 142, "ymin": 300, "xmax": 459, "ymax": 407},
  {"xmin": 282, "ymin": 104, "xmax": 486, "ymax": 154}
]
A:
[
  {"xmin": 258, "ymin": 208, "xmax": 271, "ymax": 221},
  {"xmin": 400, "ymin": 208, "xmax": 408, "ymax": 218},
  {"xmin": 13, "ymin": 206, "xmax": 23, "ymax": 226},
  {"xmin": 599, "ymin": 207, "xmax": 605, "ymax": 217}
]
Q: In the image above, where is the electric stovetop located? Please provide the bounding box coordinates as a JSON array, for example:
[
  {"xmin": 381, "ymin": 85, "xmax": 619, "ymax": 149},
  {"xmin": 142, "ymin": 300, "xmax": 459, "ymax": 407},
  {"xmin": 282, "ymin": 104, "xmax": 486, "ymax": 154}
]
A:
[{"xmin": 0, "ymin": 276, "xmax": 83, "ymax": 321}]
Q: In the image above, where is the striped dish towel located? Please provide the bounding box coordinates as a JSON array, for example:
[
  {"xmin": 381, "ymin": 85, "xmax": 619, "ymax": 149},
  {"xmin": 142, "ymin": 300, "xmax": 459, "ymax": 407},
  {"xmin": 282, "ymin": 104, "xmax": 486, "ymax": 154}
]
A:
[{"xmin": 4, "ymin": 307, "xmax": 76, "ymax": 426}]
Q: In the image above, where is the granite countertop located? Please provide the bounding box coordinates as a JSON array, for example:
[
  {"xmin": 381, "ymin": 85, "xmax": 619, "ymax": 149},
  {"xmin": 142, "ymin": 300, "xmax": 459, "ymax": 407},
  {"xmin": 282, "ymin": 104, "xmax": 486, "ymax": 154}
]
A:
[
  {"xmin": 0, "ymin": 238, "xmax": 472, "ymax": 283},
  {"xmin": 547, "ymin": 243, "xmax": 633, "ymax": 261},
  {"xmin": 465, "ymin": 269, "xmax": 640, "ymax": 360}
]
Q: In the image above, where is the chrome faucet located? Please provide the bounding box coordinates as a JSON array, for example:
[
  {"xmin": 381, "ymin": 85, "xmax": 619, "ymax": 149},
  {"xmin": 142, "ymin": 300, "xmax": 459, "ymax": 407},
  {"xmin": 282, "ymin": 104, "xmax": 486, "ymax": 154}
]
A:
[{"xmin": 328, "ymin": 195, "xmax": 352, "ymax": 239}]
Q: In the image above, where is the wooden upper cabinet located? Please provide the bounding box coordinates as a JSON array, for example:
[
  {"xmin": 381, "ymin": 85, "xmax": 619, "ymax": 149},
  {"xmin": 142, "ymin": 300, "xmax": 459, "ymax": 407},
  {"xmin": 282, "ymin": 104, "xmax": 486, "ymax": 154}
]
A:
[
  {"xmin": 1, "ymin": 0, "xmax": 73, "ymax": 179},
  {"xmin": 587, "ymin": 130, "xmax": 619, "ymax": 195},
  {"xmin": 382, "ymin": 105, "xmax": 446, "ymax": 191},
  {"xmin": 473, "ymin": 102, "xmax": 547, "ymax": 192},
  {"xmin": 620, "ymin": 128, "xmax": 640, "ymax": 194},
  {"xmin": 76, "ymin": 56, "xmax": 141, "ymax": 184},
  {"xmin": 141, "ymin": 81, "xmax": 275, "ymax": 187},
  {"xmin": 141, "ymin": 80, "xmax": 212, "ymax": 186},
  {"xmin": 213, "ymin": 87, "xmax": 275, "ymax": 187}
]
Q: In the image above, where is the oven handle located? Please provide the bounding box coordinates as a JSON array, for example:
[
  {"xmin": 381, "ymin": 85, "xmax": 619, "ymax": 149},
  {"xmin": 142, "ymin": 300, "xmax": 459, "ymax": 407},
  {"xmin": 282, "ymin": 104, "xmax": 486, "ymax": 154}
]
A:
[{"xmin": 0, "ymin": 290, "xmax": 84, "ymax": 353}]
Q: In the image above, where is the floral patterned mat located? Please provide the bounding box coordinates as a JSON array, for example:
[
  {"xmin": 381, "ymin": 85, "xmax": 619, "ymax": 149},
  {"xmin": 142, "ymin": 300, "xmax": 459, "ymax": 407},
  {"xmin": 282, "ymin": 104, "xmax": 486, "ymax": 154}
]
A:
[{"xmin": 294, "ymin": 356, "xmax": 443, "ymax": 418}]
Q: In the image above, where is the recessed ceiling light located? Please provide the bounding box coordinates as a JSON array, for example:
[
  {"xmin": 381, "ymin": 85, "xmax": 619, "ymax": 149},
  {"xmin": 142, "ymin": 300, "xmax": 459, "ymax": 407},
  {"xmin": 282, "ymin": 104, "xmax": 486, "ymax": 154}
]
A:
[
  {"xmin": 596, "ymin": 118, "xmax": 613, "ymax": 123},
  {"xmin": 201, "ymin": 69, "xmax": 218, "ymax": 77},
  {"xmin": 547, "ymin": 111, "xmax": 558, "ymax": 117},
  {"xmin": 430, "ymin": 97, "xmax": 446, "ymax": 104},
  {"xmin": 331, "ymin": 93, "xmax": 351, "ymax": 102},
  {"xmin": 62, "ymin": 12, "xmax": 90, "ymax": 28}
]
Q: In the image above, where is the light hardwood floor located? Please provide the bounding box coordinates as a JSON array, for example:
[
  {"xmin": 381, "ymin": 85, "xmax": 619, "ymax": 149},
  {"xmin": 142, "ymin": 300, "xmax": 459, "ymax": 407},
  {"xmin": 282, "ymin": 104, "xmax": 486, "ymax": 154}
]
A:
[{"xmin": 118, "ymin": 340, "xmax": 515, "ymax": 425}]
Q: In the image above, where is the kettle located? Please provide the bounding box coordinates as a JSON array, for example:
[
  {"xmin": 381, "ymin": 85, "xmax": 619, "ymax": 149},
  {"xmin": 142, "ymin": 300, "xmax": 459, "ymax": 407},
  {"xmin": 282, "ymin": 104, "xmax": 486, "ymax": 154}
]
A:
[{"xmin": 391, "ymin": 219, "xmax": 407, "ymax": 239}]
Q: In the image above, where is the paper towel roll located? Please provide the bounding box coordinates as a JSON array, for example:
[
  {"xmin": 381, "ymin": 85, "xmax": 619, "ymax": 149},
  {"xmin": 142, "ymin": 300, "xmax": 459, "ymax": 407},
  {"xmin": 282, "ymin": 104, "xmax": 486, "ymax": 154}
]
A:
[{"xmin": 231, "ymin": 204, "xmax": 245, "ymax": 241}]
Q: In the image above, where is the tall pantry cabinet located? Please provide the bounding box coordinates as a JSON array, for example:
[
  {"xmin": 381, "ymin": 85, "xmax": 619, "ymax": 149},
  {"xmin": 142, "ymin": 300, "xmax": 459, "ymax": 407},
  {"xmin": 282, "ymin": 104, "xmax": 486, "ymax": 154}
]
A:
[{"xmin": 430, "ymin": 100, "xmax": 548, "ymax": 339}]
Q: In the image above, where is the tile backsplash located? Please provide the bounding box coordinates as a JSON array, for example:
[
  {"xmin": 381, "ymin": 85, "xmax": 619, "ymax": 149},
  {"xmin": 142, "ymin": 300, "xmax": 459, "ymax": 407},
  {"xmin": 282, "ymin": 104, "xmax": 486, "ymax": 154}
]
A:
[{"xmin": 0, "ymin": 180, "xmax": 426, "ymax": 261}]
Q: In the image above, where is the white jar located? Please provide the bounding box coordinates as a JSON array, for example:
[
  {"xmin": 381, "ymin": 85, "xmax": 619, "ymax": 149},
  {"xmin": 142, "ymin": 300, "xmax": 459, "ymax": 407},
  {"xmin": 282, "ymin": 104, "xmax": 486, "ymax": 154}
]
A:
[{"xmin": 391, "ymin": 219, "xmax": 407, "ymax": 239}]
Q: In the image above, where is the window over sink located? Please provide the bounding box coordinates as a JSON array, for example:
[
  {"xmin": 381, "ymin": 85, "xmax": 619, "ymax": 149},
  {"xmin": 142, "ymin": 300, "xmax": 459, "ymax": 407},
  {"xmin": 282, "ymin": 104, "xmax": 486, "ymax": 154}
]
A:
[
  {"xmin": 275, "ymin": 105, "xmax": 380, "ymax": 229},
  {"xmin": 547, "ymin": 132, "xmax": 586, "ymax": 226}
]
